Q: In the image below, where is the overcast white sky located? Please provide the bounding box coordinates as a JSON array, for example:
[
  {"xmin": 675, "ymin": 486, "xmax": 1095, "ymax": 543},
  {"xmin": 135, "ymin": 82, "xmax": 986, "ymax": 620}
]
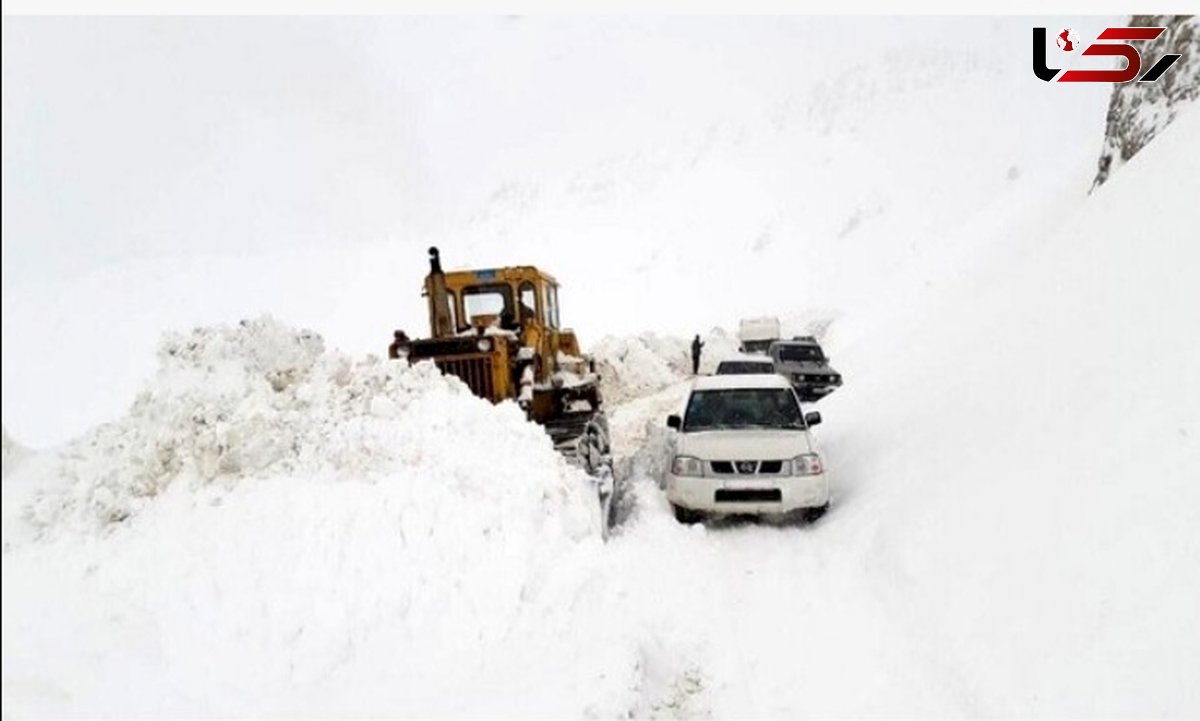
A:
[
  {"xmin": 2, "ymin": 17, "xmax": 815, "ymax": 285},
  {"xmin": 2, "ymin": 16, "xmax": 1116, "ymax": 287},
  {"xmin": 3, "ymin": 16, "xmax": 1117, "ymax": 446}
]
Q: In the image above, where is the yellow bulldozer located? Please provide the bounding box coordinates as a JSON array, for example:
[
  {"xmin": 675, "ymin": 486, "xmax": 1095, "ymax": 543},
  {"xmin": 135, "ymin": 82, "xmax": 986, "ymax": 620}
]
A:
[{"xmin": 392, "ymin": 247, "xmax": 612, "ymax": 481}]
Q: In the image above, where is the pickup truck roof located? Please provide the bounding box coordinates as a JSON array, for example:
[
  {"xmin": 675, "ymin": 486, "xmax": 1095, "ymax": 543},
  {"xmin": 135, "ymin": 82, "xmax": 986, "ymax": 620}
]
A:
[
  {"xmin": 692, "ymin": 374, "xmax": 793, "ymax": 391},
  {"xmin": 717, "ymin": 353, "xmax": 774, "ymax": 364}
]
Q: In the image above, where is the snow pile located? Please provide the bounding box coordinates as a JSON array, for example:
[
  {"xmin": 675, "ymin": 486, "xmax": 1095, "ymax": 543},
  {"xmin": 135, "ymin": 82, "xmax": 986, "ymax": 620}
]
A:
[
  {"xmin": 2, "ymin": 426, "xmax": 28, "ymax": 476},
  {"xmin": 606, "ymin": 382, "xmax": 692, "ymax": 527},
  {"xmin": 15, "ymin": 317, "xmax": 596, "ymax": 534},
  {"xmin": 590, "ymin": 334, "xmax": 688, "ymax": 405},
  {"xmin": 591, "ymin": 315, "xmax": 839, "ymax": 405},
  {"xmin": 590, "ymin": 328, "xmax": 739, "ymax": 404},
  {"xmin": 2, "ymin": 317, "xmax": 625, "ymax": 717}
]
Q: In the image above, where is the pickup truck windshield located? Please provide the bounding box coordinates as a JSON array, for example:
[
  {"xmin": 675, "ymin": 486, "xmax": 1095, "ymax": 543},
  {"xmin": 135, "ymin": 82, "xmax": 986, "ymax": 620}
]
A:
[
  {"xmin": 716, "ymin": 361, "xmax": 775, "ymax": 375},
  {"xmin": 777, "ymin": 345, "xmax": 825, "ymax": 363},
  {"xmin": 683, "ymin": 388, "xmax": 804, "ymax": 431}
]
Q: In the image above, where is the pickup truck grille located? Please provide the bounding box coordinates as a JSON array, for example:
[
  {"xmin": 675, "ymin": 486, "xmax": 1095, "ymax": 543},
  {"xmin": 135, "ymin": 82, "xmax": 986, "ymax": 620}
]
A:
[{"xmin": 709, "ymin": 460, "xmax": 784, "ymax": 475}]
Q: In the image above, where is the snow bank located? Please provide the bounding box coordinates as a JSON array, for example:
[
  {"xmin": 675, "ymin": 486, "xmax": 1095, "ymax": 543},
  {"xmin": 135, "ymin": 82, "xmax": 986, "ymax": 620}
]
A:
[
  {"xmin": 2, "ymin": 426, "xmax": 29, "ymax": 477},
  {"xmin": 590, "ymin": 328, "xmax": 738, "ymax": 404},
  {"xmin": 591, "ymin": 314, "xmax": 840, "ymax": 405},
  {"xmin": 8, "ymin": 317, "xmax": 596, "ymax": 536},
  {"xmin": 2, "ymin": 317, "xmax": 630, "ymax": 717}
]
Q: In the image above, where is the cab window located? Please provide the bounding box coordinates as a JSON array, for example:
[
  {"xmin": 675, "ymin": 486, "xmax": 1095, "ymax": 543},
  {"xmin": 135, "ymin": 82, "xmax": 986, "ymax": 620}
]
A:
[
  {"xmin": 546, "ymin": 284, "xmax": 561, "ymax": 329},
  {"xmin": 463, "ymin": 285, "xmax": 514, "ymax": 323},
  {"xmin": 445, "ymin": 291, "xmax": 459, "ymax": 331},
  {"xmin": 777, "ymin": 344, "xmax": 824, "ymax": 363},
  {"xmin": 519, "ymin": 282, "xmax": 538, "ymax": 324}
]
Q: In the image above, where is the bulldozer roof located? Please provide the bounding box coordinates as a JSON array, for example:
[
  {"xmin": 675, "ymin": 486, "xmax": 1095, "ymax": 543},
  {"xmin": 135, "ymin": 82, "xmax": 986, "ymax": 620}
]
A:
[{"xmin": 439, "ymin": 265, "xmax": 559, "ymax": 286}]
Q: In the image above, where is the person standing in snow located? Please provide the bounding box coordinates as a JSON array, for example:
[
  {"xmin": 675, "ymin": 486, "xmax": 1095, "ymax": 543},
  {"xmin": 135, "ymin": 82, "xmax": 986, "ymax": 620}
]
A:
[{"xmin": 691, "ymin": 334, "xmax": 704, "ymax": 375}]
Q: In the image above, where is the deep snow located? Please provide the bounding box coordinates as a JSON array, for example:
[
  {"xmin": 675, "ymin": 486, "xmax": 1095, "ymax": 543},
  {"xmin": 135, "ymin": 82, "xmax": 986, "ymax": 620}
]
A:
[
  {"xmin": 3, "ymin": 318, "xmax": 612, "ymax": 717},
  {"xmin": 4, "ymin": 108, "xmax": 1199, "ymax": 717},
  {"xmin": 4, "ymin": 15, "xmax": 1198, "ymax": 720}
]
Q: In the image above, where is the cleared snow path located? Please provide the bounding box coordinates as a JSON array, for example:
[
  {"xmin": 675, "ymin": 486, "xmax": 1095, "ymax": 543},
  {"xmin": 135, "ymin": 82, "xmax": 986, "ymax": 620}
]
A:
[
  {"xmin": 594, "ymin": 110, "xmax": 1200, "ymax": 717},
  {"xmin": 599, "ymin": 379, "xmax": 965, "ymax": 718},
  {"xmin": 4, "ymin": 110, "xmax": 1198, "ymax": 720}
]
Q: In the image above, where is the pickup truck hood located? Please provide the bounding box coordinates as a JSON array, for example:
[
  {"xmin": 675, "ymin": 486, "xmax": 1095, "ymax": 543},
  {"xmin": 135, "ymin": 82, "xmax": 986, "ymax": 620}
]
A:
[{"xmin": 676, "ymin": 429, "xmax": 814, "ymax": 460}]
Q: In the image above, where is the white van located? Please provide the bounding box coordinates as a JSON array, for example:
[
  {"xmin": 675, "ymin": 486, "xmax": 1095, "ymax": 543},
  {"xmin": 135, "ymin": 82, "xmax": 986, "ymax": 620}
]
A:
[{"xmin": 737, "ymin": 317, "xmax": 781, "ymax": 354}]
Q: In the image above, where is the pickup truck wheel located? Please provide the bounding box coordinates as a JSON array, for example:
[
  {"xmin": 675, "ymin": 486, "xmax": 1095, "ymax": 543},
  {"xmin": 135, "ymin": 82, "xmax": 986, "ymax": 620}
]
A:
[
  {"xmin": 802, "ymin": 503, "xmax": 829, "ymax": 523},
  {"xmin": 672, "ymin": 504, "xmax": 705, "ymax": 524}
]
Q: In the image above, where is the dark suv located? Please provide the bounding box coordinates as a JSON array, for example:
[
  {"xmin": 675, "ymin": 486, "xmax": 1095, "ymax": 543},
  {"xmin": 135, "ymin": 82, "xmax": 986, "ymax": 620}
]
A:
[{"xmin": 768, "ymin": 337, "xmax": 843, "ymax": 402}]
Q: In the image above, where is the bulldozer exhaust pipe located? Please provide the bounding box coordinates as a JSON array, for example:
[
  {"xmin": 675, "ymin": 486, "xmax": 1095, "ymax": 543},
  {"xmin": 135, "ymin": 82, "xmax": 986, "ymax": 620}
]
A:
[{"xmin": 427, "ymin": 246, "xmax": 454, "ymax": 338}]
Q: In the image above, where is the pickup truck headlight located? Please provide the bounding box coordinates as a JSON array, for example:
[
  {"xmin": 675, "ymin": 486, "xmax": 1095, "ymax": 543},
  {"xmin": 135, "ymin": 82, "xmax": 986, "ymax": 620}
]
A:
[
  {"xmin": 671, "ymin": 456, "xmax": 704, "ymax": 477},
  {"xmin": 791, "ymin": 454, "xmax": 824, "ymax": 476}
]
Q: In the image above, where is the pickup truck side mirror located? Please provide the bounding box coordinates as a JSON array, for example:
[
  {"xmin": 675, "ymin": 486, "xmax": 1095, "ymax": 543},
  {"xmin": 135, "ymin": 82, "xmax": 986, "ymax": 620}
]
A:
[
  {"xmin": 667, "ymin": 414, "xmax": 682, "ymax": 430},
  {"xmin": 804, "ymin": 411, "xmax": 822, "ymax": 427}
]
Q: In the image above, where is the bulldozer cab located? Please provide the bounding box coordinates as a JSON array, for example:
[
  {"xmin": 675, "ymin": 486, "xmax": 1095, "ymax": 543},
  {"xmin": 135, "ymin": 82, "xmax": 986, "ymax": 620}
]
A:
[
  {"xmin": 435, "ymin": 267, "xmax": 551, "ymax": 331},
  {"xmin": 424, "ymin": 261, "xmax": 581, "ymax": 383}
]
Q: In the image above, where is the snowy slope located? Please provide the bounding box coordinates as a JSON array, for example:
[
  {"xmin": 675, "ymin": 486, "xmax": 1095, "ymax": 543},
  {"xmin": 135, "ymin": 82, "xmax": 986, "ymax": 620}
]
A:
[
  {"xmin": 810, "ymin": 107, "xmax": 1200, "ymax": 715},
  {"xmin": 1, "ymin": 427, "xmax": 28, "ymax": 477},
  {"xmin": 4, "ymin": 108, "xmax": 1197, "ymax": 717}
]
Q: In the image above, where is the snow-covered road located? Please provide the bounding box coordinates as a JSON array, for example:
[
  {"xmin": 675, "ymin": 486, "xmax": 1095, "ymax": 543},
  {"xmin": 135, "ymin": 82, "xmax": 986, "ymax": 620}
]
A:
[
  {"xmin": 596, "ymin": 381, "xmax": 962, "ymax": 717},
  {"xmin": 593, "ymin": 106, "xmax": 1200, "ymax": 714},
  {"xmin": 3, "ymin": 35, "xmax": 1198, "ymax": 717}
]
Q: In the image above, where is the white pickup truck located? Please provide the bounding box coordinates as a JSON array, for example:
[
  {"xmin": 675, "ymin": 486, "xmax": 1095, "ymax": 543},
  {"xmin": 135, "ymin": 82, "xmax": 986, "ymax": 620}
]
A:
[{"xmin": 664, "ymin": 374, "xmax": 829, "ymax": 524}]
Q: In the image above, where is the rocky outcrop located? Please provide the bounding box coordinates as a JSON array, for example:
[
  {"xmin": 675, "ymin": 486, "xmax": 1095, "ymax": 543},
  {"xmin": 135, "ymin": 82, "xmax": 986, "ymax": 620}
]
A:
[{"xmin": 1093, "ymin": 15, "xmax": 1199, "ymax": 188}]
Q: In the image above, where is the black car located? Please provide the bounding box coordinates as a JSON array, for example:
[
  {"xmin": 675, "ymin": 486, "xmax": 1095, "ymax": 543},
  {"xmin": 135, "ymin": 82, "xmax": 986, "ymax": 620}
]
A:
[{"xmin": 768, "ymin": 337, "xmax": 843, "ymax": 401}]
